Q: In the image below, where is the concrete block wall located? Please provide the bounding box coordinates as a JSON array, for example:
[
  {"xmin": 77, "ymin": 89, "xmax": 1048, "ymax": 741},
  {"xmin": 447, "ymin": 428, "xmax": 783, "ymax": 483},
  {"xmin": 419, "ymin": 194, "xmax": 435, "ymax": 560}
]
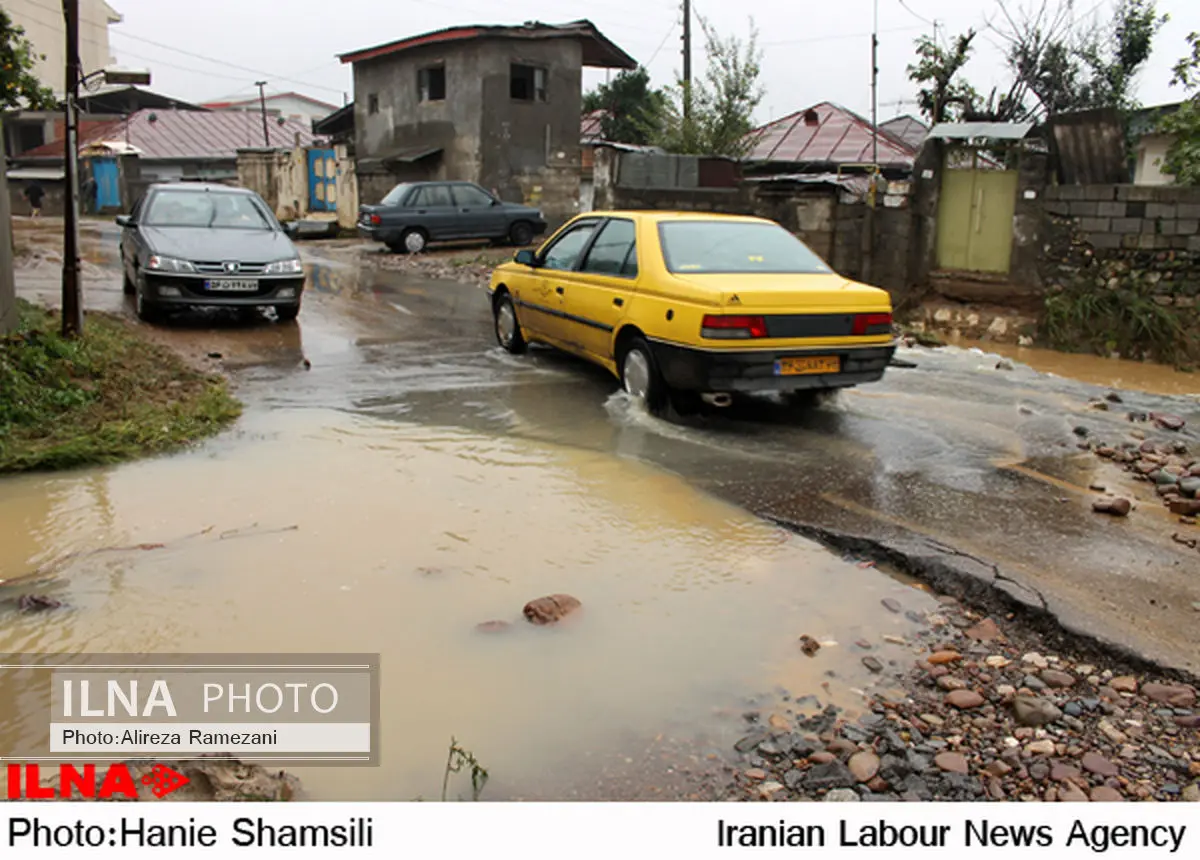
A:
[{"xmin": 1043, "ymin": 184, "xmax": 1200, "ymax": 253}]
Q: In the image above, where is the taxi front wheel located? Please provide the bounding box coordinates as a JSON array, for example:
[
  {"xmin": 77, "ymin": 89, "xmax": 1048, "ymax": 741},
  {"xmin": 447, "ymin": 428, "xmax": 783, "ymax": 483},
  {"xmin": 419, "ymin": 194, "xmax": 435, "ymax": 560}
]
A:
[
  {"xmin": 620, "ymin": 336, "xmax": 668, "ymax": 414},
  {"xmin": 493, "ymin": 292, "xmax": 526, "ymax": 354}
]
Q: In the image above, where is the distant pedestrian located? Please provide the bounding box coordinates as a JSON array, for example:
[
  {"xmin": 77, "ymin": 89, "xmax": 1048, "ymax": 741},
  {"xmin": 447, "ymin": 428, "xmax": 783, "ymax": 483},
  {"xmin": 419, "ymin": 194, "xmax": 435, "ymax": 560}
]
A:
[{"xmin": 23, "ymin": 180, "xmax": 45, "ymax": 218}]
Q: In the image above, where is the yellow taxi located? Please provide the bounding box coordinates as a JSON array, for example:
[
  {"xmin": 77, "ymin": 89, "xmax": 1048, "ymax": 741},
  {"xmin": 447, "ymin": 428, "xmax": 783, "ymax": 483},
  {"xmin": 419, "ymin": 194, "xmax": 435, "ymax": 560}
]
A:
[{"xmin": 487, "ymin": 211, "xmax": 896, "ymax": 413}]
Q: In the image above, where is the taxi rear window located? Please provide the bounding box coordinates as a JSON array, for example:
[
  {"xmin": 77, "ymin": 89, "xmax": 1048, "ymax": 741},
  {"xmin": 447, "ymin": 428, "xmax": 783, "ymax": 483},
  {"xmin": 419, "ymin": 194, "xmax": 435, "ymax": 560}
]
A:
[{"xmin": 658, "ymin": 221, "xmax": 831, "ymax": 274}]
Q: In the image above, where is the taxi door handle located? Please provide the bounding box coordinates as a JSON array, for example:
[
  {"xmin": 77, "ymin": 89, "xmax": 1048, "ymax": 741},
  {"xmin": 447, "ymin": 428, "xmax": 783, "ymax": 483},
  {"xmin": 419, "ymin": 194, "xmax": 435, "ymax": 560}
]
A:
[
  {"xmin": 613, "ymin": 298, "xmax": 623, "ymax": 307},
  {"xmin": 555, "ymin": 286, "xmax": 564, "ymax": 295}
]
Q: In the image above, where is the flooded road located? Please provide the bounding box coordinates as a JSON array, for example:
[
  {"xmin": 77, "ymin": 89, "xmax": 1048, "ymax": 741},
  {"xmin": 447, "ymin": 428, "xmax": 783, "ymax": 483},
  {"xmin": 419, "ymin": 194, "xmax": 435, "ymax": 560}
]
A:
[{"xmin": 5, "ymin": 218, "xmax": 1200, "ymax": 799}]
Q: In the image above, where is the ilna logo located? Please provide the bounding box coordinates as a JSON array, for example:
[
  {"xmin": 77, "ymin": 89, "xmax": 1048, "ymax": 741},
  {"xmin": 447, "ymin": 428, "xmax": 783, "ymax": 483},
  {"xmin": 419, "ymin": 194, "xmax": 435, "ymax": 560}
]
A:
[{"xmin": 7, "ymin": 763, "xmax": 189, "ymax": 799}]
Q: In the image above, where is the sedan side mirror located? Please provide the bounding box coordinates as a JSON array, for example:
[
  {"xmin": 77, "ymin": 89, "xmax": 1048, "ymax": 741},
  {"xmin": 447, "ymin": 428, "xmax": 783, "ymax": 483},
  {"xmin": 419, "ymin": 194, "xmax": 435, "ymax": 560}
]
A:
[
  {"xmin": 514, "ymin": 249, "xmax": 537, "ymax": 267},
  {"xmin": 115, "ymin": 215, "xmax": 133, "ymax": 227}
]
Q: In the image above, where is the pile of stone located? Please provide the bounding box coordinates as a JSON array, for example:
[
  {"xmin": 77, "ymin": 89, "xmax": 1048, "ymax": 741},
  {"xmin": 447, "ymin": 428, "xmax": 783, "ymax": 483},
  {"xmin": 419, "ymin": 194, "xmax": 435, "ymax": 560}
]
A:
[
  {"xmin": 725, "ymin": 601, "xmax": 1199, "ymax": 803},
  {"xmin": 1080, "ymin": 406, "xmax": 1200, "ymax": 526}
]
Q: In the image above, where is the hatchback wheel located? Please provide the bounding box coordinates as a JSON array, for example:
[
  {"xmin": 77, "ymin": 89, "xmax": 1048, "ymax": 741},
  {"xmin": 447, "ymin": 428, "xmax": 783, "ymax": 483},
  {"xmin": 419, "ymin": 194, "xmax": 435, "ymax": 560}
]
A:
[
  {"xmin": 493, "ymin": 292, "xmax": 526, "ymax": 354},
  {"xmin": 620, "ymin": 336, "xmax": 667, "ymax": 413}
]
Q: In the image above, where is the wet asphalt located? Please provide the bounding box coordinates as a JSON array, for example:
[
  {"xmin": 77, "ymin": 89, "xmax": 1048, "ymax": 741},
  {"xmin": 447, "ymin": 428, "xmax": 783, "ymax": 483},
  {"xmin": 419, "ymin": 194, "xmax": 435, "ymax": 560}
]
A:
[{"xmin": 14, "ymin": 219, "xmax": 1200, "ymax": 676}]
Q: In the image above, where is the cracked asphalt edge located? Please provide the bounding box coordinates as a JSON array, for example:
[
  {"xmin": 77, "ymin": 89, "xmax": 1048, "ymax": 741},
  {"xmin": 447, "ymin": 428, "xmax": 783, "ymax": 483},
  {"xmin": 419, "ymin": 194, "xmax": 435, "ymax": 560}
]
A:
[{"xmin": 762, "ymin": 514, "xmax": 1199, "ymax": 686}]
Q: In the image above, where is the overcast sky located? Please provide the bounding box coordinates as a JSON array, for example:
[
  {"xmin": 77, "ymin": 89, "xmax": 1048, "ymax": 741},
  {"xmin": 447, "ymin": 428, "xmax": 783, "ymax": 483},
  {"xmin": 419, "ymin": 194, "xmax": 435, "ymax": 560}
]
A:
[{"xmin": 106, "ymin": 0, "xmax": 1195, "ymax": 124}]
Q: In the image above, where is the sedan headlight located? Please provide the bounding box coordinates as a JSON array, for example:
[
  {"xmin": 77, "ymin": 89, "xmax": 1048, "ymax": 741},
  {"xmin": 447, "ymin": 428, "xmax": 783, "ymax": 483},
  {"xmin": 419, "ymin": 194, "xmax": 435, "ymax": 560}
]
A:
[
  {"xmin": 145, "ymin": 255, "xmax": 196, "ymax": 273},
  {"xmin": 264, "ymin": 258, "xmax": 303, "ymax": 274}
]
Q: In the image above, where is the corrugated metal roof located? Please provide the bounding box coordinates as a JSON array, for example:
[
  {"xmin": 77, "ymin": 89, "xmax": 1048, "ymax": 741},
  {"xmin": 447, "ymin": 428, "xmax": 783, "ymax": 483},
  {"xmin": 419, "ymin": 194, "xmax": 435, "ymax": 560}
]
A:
[
  {"xmin": 745, "ymin": 102, "xmax": 917, "ymax": 168},
  {"xmin": 581, "ymin": 109, "xmax": 605, "ymax": 141},
  {"xmin": 927, "ymin": 121, "xmax": 1034, "ymax": 140},
  {"xmin": 879, "ymin": 115, "xmax": 929, "ymax": 149},
  {"xmin": 338, "ymin": 19, "xmax": 637, "ymax": 70},
  {"xmin": 21, "ymin": 109, "xmax": 323, "ymax": 160},
  {"xmin": 1046, "ymin": 109, "xmax": 1127, "ymax": 184}
]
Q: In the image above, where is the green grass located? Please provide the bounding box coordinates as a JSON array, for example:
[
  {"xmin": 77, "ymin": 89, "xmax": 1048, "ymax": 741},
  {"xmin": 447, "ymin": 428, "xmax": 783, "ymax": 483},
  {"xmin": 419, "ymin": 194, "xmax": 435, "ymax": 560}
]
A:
[
  {"xmin": 0, "ymin": 300, "xmax": 242, "ymax": 473},
  {"xmin": 1041, "ymin": 284, "xmax": 1197, "ymax": 367}
]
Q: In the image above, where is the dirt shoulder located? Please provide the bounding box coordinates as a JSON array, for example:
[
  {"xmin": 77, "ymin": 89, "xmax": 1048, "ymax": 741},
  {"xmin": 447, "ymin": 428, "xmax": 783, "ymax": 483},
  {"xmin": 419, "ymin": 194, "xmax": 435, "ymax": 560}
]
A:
[{"xmin": 0, "ymin": 299, "xmax": 241, "ymax": 473}]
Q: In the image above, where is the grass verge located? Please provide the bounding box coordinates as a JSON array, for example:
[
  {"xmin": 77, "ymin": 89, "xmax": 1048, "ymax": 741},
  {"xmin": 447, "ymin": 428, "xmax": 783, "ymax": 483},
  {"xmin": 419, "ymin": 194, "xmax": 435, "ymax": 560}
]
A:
[{"xmin": 0, "ymin": 300, "xmax": 242, "ymax": 473}]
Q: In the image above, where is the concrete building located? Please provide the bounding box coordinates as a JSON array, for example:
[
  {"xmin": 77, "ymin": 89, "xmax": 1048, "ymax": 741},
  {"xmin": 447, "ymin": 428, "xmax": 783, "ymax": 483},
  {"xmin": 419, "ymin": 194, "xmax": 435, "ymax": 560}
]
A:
[
  {"xmin": 202, "ymin": 91, "xmax": 341, "ymax": 125},
  {"xmin": 337, "ymin": 19, "xmax": 636, "ymax": 227},
  {"xmin": 5, "ymin": 0, "xmax": 123, "ymax": 95}
]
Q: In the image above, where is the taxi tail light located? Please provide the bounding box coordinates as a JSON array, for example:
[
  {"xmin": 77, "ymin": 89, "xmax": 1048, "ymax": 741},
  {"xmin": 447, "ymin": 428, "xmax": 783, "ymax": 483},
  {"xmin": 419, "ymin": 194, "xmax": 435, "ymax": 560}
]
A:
[
  {"xmin": 852, "ymin": 312, "xmax": 893, "ymax": 336},
  {"xmin": 369, "ymin": 214, "xmax": 382, "ymax": 226},
  {"xmin": 700, "ymin": 315, "xmax": 768, "ymax": 339}
]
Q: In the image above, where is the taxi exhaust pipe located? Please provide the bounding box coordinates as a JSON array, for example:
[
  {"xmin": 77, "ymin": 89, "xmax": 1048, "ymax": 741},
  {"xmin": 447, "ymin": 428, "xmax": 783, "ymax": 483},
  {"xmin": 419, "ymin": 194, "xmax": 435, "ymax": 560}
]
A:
[{"xmin": 702, "ymin": 392, "xmax": 733, "ymax": 407}]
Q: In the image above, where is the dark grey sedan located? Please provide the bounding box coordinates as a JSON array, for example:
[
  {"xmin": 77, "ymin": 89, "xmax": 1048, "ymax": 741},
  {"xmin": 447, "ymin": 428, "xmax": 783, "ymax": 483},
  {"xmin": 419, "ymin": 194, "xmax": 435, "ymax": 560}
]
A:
[
  {"xmin": 357, "ymin": 181, "xmax": 547, "ymax": 253},
  {"xmin": 117, "ymin": 183, "xmax": 306, "ymax": 323}
]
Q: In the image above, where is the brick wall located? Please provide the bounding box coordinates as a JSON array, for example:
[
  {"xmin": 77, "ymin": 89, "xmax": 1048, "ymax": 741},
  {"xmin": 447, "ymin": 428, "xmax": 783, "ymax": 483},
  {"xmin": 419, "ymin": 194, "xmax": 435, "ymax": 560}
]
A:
[{"xmin": 1042, "ymin": 184, "xmax": 1200, "ymax": 252}]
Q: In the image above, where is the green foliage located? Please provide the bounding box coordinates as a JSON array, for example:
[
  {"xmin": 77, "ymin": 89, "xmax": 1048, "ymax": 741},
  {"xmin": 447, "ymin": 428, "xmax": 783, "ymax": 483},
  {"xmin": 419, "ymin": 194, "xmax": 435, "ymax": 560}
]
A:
[
  {"xmin": 907, "ymin": 1, "xmax": 1167, "ymax": 123},
  {"xmin": 1041, "ymin": 277, "xmax": 1197, "ymax": 367},
  {"xmin": 655, "ymin": 16, "xmax": 764, "ymax": 157},
  {"xmin": 0, "ymin": 10, "xmax": 56, "ymax": 110},
  {"xmin": 907, "ymin": 30, "xmax": 980, "ymax": 123},
  {"xmin": 0, "ymin": 301, "xmax": 241, "ymax": 472},
  {"xmin": 581, "ymin": 67, "xmax": 668, "ymax": 146},
  {"xmin": 1160, "ymin": 31, "xmax": 1200, "ymax": 185},
  {"xmin": 441, "ymin": 737, "xmax": 488, "ymax": 802}
]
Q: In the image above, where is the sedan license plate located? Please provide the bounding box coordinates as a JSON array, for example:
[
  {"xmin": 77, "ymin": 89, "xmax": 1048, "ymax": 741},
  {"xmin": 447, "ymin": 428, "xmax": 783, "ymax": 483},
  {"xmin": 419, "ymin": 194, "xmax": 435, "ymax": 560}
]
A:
[
  {"xmin": 775, "ymin": 356, "xmax": 840, "ymax": 376},
  {"xmin": 204, "ymin": 278, "xmax": 258, "ymax": 292}
]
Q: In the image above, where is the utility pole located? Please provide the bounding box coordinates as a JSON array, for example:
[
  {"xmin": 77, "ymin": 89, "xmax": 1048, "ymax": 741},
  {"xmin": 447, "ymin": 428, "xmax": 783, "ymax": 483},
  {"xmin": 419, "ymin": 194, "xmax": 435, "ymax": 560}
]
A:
[
  {"xmin": 61, "ymin": 0, "xmax": 83, "ymax": 338},
  {"xmin": 255, "ymin": 81, "xmax": 270, "ymax": 147},
  {"xmin": 870, "ymin": 0, "xmax": 878, "ymax": 169},
  {"xmin": 681, "ymin": 0, "xmax": 691, "ymax": 121},
  {"xmin": 863, "ymin": 0, "xmax": 880, "ymax": 286}
]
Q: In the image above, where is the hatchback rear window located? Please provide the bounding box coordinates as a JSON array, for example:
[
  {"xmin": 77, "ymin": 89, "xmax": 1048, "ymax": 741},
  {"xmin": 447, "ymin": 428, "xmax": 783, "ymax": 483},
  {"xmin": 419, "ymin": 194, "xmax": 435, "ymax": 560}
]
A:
[{"xmin": 658, "ymin": 221, "xmax": 831, "ymax": 274}]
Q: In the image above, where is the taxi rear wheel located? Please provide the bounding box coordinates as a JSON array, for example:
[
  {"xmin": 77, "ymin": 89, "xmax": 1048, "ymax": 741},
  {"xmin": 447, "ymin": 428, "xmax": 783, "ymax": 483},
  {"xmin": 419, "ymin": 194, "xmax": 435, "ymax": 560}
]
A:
[
  {"xmin": 619, "ymin": 336, "xmax": 667, "ymax": 414},
  {"xmin": 493, "ymin": 292, "xmax": 526, "ymax": 354}
]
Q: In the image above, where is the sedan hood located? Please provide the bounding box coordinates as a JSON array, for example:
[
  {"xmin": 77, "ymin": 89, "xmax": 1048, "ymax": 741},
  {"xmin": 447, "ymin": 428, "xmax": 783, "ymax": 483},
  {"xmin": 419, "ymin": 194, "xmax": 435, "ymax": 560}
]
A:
[
  {"xmin": 141, "ymin": 227, "xmax": 297, "ymax": 263},
  {"xmin": 671, "ymin": 271, "xmax": 891, "ymax": 311}
]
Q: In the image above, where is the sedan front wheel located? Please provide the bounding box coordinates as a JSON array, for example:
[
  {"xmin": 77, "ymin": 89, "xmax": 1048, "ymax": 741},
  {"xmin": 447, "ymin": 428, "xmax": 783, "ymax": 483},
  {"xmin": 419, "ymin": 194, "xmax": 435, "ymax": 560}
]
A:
[{"xmin": 493, "ymin": 292, "xmax": 526, "ymax": 354}]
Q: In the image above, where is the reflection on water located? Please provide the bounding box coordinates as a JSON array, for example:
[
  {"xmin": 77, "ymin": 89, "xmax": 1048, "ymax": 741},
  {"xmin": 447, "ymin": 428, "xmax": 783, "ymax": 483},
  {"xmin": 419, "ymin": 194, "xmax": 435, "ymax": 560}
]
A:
[
  {"xmin": 955, "ymin": 339, "xmax": 1199, "ymax": 397},
  {"xmin": 0, "ymin": 407, "xmax": 931, "ymax": 800}
]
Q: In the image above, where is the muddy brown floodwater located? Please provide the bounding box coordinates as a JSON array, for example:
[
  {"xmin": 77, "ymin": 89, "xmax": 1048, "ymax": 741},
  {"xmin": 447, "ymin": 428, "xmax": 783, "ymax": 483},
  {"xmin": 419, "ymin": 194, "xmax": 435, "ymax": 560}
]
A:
[{"xmin": 0, "ymin": 406, "xmax": 932, "ymax": 801}]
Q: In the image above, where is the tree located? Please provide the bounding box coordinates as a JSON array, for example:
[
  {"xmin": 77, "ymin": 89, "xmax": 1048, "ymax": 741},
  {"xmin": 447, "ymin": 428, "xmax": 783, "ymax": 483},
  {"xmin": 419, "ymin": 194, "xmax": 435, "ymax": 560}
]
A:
[
  {"xmin": 0, "ymin": 11, "xmax": 56, "ymax": 111},
  {"xmin": 1159, "ymin": 32, "xmax": 1200, "ymax": 184},
  {"xmin": 907, "ymin": 30, "xmax": 980, "ymax": 123},
  {"xmin": 906, "ymin": 1, "xmax": 1168, "ymax": 124},
  {"xmin": 656, "ymin": 16, "xmax": 764, "ymax": 157},
  {"xmin": 582, "ymin": 67, "xmax": 668, "ymax": 146},
  {"xmin": 992, "ymin": 0, "xmax": 1167, "ymax": 120}
]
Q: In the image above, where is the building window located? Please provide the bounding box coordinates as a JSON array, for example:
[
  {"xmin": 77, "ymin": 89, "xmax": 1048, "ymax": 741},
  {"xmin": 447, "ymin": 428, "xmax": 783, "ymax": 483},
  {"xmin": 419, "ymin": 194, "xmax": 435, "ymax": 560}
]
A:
[
  {"xmin": 510, "ymin": 64, "xmax": 547, "ymax": 102},
  {"xmin": 367, "ymin": 94, "xmax": 379, "ymax": 114},
  {"xmin": 418, "ymin": 66, "xmax": 446, "ymax": 102}
]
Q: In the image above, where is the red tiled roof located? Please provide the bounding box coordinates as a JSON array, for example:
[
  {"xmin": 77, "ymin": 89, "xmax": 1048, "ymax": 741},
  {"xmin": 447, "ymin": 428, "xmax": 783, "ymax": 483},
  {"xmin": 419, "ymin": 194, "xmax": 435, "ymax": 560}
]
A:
[
  {"xmin": 581, "ymin": 109, "xmax": 606, "ymax": 140},
  {"xmin": 21, "ymin": 109, "xmax": 323, "ymax": 160},
  {"xmin": 746, "ymin": 102, "xmax": 918, "ymax": 169},
  {"xmin": 338, "ymin": 19, "xmax": 637, "ymax": 70}
]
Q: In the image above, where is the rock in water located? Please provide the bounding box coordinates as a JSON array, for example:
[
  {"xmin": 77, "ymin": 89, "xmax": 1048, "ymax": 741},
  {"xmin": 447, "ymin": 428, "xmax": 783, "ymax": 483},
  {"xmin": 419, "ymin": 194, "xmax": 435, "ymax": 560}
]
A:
[
  {"xmin": 522, "ymin": 594, "xmax": 581, "ymax": 625},
  {"xmin": 474, "ymin": 620, "xmax": 511, "ymax": 633},
  {"xmin": 798, "ymin": 634, "xmax": 821, "ymax": 657},
  {"xmin": 1092, "ymin": 497, "xmax": 1132, "ymax": 516}
]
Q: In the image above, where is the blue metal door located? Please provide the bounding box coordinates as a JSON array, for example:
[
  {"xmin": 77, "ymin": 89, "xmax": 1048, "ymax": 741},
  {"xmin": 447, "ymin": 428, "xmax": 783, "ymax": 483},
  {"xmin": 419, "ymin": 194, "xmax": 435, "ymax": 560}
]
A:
[
  {"xmin": 307, "ymin": 149, "xmax": 337, "ymax": 212},
  {"xmin": 92, "ymin": 158, "xmax": 120, "ymax": 209}
]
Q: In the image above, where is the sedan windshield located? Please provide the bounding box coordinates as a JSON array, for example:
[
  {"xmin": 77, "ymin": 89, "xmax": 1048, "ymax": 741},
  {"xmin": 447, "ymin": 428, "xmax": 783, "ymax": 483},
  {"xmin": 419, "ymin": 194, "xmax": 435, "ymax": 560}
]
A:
[
  {"xmin": 658, "ymin": 220, "xmax": 832, "ymax": 275},
  {"xmin": 142, "ymin": 191, "xmax": 274, "ymax": 230},
  {"xmin": 380, "ymin": 183, "xmax": 413, "ymax": 207}
]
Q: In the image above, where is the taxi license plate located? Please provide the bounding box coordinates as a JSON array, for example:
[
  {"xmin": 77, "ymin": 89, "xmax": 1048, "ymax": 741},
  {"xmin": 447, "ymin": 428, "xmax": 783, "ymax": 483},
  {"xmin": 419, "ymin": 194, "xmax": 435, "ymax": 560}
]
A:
[
  {"xmin": 204, "ymin": 278, "xmax": 258, "ymax": 292},
  {"xmin": 774, "ymin": 356, "xmax": 840, "ymax": 376}
]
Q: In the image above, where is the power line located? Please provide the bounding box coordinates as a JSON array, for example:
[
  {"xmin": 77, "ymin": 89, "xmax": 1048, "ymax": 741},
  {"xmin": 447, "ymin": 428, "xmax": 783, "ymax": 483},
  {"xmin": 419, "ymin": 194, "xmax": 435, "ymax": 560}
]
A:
[
  {"xmin": 646, "ymin": 21, "xmax": 678, "ymax": 67},
  {"xmin": 897, "ymin": 0, "xmax": 935, "ymax": 28},
  {"xmin": 109, "ymin": 31, "xmax": 345, "ymax": 94},
  {"xmin": 761, "ymin": 25, "xmax": 922, "ymax": 48},
  {"xmin": 111, "ymin": 47, "xmax": 264, "ymax": 84}
]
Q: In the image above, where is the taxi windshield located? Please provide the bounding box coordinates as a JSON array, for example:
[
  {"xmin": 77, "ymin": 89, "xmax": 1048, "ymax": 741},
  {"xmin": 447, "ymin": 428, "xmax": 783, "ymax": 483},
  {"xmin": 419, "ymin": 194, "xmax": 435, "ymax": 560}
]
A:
[{"xmin": 658, "ymin": 220, "xmax": 832, "ymax": 274}]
